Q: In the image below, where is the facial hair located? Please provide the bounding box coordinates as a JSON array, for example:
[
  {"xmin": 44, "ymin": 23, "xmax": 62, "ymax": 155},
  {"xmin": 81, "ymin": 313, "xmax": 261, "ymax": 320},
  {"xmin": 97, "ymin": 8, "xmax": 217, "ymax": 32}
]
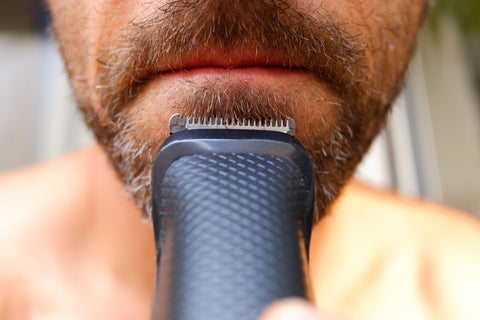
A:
[{"xmin": 78, "ymin": 0, "xmax": 412, "ymax": 221}]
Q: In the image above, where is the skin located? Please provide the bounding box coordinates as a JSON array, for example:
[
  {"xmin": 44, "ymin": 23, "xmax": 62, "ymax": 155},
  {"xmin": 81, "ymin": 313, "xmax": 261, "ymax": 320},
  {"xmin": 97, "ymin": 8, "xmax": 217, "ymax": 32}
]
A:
[
  {"xmin": 1, "ymin": 0, "xmax": 480, "ymax": 319},
  {"xmin": 259, "ymin": 298, "xmax": 332, "ymax": 320},
  {"xmin": 1, "ymin": 148, "xmax": 480, "ymax": 319},
  {"xmin": 46, "ymin": 0, "xmax": 429, "ymax": 218}
]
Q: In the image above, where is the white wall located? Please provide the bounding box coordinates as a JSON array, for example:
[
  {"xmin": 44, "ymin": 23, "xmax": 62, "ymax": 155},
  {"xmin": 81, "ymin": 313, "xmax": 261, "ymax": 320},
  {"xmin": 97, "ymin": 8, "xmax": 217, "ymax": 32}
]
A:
[
  {"xmin": 418, "ymin": 20, "xmax": 480, "ymax": 217},
  {"xmin": 0, "ymin": 33, "xmax": 93, "ymax": 172}
]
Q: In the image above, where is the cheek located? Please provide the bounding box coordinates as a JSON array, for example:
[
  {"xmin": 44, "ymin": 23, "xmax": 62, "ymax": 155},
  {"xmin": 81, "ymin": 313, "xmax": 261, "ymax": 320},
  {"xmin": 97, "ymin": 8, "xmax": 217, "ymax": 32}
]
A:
[
  {"xmin": 91, "ymin": 1, "xmax": 179, "ymax": 113},
  {"xmin": 48, "ymin": 0, "xmax": 148, "ymax": 111},
  {"xmin": 47, "ymin": 1, "xmax": 91, "ymax": 105},
  {"xmin": 318, "ymin": 0, "xmax": 426, "ymax": 93}
]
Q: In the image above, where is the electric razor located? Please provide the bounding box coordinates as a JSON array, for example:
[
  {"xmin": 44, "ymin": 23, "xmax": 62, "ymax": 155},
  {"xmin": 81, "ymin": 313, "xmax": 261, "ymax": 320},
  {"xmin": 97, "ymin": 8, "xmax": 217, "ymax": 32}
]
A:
[{"xmin": 151, "ymin": 114, "xmax": 315, "ymax": 320}]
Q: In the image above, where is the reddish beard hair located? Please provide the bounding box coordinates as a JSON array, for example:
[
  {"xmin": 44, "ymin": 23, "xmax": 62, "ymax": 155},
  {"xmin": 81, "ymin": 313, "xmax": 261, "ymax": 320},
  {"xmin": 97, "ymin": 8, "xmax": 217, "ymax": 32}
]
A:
[{"xmin": 78, "ymin": 0, "xmax": 410, "ymax": 220}]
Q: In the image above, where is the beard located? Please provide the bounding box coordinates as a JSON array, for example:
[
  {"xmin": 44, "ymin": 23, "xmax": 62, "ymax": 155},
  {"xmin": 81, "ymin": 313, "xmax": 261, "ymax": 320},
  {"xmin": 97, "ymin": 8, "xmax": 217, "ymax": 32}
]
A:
[{"xmin": 77, "ymin": 0, "xmax": 415, "ymax": 221}]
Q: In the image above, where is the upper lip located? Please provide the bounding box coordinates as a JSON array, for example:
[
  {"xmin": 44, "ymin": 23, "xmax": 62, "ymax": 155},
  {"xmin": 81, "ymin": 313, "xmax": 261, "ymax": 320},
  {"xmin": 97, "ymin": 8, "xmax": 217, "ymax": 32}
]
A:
[{"xmin": 150, "ymin": 48, "xmax": 304, "ymax": 75}]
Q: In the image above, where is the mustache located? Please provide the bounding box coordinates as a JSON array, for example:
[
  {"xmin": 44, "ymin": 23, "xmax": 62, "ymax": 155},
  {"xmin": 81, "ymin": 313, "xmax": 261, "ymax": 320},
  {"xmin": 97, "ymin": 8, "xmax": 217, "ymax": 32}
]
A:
[{"xmin": 96, "ymin": 0, "xmax": 365, "ymax": 118}]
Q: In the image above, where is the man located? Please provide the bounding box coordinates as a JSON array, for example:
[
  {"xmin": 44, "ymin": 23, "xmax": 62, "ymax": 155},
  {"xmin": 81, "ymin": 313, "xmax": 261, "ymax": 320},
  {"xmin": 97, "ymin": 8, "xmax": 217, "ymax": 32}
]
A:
[{"xmin": 1, "ymin": 0, "xmax": 479, "ymax": 319}]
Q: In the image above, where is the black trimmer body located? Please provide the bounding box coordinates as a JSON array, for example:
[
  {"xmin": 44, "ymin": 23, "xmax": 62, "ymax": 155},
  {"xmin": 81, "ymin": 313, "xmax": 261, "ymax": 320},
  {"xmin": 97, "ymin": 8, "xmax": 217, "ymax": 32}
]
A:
[{"xmin": 151, "ymin": 128, "xmax": 315, "ymax": 320}]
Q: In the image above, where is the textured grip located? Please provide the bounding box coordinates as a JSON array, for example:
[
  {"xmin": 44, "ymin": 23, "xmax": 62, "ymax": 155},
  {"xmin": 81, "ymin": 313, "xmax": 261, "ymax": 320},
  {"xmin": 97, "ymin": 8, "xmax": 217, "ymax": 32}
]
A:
[{"xmin": 152, "ymin": 152, "xmax": 307, "ymax": 320}]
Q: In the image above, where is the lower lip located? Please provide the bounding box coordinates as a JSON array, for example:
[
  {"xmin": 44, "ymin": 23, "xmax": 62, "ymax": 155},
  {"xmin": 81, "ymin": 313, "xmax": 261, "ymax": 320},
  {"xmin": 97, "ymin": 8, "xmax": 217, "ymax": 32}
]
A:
[{"xmin": 161, "ymin": 66, "xmax": 310, "ymax": 80}]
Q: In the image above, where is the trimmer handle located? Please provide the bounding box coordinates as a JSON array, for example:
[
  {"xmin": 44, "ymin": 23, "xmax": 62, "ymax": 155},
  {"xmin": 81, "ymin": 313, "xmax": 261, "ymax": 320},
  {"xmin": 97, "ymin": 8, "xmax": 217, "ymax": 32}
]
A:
[{"xmin": 151, "ymin": 130, "xmax": 315, "ymax": 320}]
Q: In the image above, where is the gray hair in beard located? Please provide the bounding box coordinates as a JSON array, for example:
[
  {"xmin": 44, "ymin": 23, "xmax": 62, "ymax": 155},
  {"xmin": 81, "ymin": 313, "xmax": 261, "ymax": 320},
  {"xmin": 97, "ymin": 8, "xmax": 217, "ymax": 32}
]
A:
[
  {"xmin": 82, "ymin": 0, "xmax": 389, "ymax": 221},
  {"xmin": 107, "ymin": 82, "xmax": 362, "ymax": 222},
  {"xmin": 94, "ymin": 0, "xmax": 365, "ymax": 123}
]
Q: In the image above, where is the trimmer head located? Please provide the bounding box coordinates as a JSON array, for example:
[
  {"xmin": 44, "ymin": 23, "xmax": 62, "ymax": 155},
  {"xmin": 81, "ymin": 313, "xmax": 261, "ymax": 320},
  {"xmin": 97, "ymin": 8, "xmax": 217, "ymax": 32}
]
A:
[
  {"xmin": 151, "ymin": 114, "xmax": 315, "ymax": 320},
  {"xmin": 168, "ymin": 114, "xmax": 296, "ymax": 135},
  {"xmin": 152, "ymin": 114, "xmax": 314, "ymax": 252}
]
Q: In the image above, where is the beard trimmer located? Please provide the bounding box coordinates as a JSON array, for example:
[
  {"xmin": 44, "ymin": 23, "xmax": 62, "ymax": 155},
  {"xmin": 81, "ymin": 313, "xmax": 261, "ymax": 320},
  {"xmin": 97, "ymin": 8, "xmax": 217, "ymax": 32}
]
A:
[{"xmin": 151, "ymin": 114, "xmax": 315, "ymax": 320}]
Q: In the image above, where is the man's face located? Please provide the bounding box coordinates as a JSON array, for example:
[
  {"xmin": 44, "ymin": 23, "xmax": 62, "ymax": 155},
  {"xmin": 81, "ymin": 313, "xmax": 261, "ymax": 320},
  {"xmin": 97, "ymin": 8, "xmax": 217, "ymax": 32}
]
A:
[{"xmin": 47, "ymin": 0, "xmax": 427, "ymax": 219}]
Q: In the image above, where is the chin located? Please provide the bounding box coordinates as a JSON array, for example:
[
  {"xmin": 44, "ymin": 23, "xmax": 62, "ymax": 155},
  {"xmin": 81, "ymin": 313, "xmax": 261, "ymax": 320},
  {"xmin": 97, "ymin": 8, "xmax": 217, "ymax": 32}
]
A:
[{"xmin": 88, "ymin": 73, "xmax": 379, "ymax": 222}]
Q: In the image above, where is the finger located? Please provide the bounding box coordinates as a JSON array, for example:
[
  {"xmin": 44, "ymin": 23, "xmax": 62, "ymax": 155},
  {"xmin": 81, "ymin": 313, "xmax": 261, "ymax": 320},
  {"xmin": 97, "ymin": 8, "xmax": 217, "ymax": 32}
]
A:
[{"xmin": 258, "ymin": 298, "xmax": 338, "ymax": 320}]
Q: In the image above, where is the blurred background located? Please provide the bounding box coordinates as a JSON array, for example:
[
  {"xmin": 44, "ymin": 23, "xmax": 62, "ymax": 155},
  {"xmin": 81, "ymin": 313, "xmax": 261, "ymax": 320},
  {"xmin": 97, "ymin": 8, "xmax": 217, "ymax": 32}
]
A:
[{"xmin": 0, "ymin": 0, "xmax": 479, "ymax": 217}]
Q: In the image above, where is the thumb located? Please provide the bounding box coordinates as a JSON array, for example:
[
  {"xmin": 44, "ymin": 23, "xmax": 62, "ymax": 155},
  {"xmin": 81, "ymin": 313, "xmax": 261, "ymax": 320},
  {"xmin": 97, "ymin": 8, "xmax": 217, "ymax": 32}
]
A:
[{"xmin": 259, "ymin": 298, "xmax": 338, "ymax": 320}]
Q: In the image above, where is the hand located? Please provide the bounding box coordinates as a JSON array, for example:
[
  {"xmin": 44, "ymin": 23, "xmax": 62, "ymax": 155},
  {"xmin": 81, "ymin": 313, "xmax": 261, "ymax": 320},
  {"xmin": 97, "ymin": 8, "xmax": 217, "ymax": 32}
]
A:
[{"xmin": 259, "ymin": 298, "xmax": 339, "ymax": 320}]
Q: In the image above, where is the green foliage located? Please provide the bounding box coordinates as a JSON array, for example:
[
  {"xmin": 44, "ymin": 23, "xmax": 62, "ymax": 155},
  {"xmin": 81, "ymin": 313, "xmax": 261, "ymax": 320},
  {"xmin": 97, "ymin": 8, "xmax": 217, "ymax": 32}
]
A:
[{"xmin": 429, "ymin": 0, "xmax": 480, "ymax": 38}]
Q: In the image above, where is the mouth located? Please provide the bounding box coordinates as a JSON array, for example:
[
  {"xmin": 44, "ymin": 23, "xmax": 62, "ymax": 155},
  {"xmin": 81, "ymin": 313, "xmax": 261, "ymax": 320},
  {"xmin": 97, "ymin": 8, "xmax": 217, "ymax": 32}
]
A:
[
  {"xmin": 160, "ymin": 66, "xmax": 310, "ymax": 80},
  {"xmin": 142, "ymin": 48, "xmax": 314, "ymax": 82}
]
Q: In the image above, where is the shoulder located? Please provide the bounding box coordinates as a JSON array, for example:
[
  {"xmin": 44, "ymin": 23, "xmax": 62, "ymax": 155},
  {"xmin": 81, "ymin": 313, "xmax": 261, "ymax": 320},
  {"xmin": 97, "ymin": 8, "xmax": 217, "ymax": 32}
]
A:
[
  {"xmin": 0, "ymin": 146, "xmax": 117, "ymax": 277},
  {"xmin": 0, "ymin": 146, "xmax": 155, "ymax": 318},
  {"xmin": 0, "ymin": 147, "xmax": 105, "ymax": 261},
  {"xmin": 340, "ymin": 182, "xmax": 480, "ymax": 260},
  {"xmin": 0, "ymin": 147, "xmax": 99, "ymax": 313},
  {"xmin": 0, "ymin": 146, "xmax": 103, "ymax": 227},
  {"xmin": 310, "ymin": 181, "xmax": 480, "ymax": 319},
  {"xmin": 334, "ymin": 181, "xmax": 480, "ymax": 243}
]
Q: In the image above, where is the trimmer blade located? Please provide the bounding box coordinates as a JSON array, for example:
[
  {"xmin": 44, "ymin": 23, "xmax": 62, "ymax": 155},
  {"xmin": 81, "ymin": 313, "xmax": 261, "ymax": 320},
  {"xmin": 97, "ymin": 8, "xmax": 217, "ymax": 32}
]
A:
[{"xmin": 169, "ymin": 114, "xmax": 296, "ymax": 136}]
